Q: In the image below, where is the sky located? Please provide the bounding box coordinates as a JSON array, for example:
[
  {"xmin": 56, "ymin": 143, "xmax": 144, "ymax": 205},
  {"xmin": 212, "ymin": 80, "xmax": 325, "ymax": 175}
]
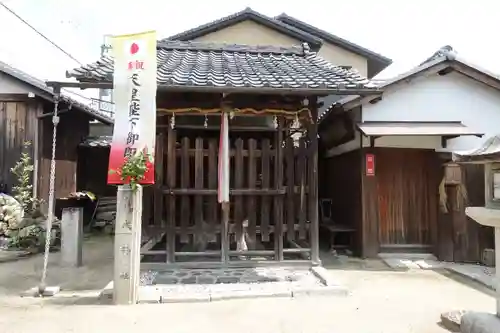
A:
[{"xmin": 0, "ymin": 0, "xmax": 496, "ymax": 104}]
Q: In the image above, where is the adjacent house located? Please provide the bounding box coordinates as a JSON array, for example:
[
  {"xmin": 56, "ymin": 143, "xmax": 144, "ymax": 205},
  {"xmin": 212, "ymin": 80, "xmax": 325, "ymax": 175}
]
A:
[
  {"xmin": 319, "ymin": 46, "xmax": 499, "ymax": 261},
  {"xmin": 0, "ymin": 61, "xmax": 113, "ymax": 206}
]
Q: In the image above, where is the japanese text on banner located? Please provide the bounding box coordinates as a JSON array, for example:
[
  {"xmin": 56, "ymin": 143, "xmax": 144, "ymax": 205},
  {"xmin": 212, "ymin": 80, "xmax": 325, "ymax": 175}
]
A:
[{"xmin": 107, "ymin": 31, "xmax": 157, "ymax": 185}]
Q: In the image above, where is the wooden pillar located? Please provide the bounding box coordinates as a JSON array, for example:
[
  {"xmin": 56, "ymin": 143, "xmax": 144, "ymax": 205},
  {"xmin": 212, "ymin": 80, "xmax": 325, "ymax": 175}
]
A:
[
  {"xmin": 274, "ymin": 117, "xmax": 284, "ymax": 261},
  {"xmin": 308, "ymin": 97, "xmax": 320, "ymax": 264},
  {"xmin": 220, "ymin": 103, "xmax": 231, "ymax": 264},
  {"xmin": 361, "ymin": 147, "xmax": 380, "ymax": 258},
  {"xmin": 154, "ymin": 132, "xmax": 164, "ymax": 228},
  {"xmin": 166, "ymin": 120, "xmax": 176, "ymax": 263},
  {"xmin": 221, "ymin": 202, "xmax": 230, "ymax": 264}
]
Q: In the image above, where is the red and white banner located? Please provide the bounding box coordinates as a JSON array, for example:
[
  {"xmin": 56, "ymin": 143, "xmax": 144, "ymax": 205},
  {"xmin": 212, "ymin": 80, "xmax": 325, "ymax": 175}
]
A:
[
  {"xmin": 107, "ymin": 31, "xmax": 157, "ymax": 184},
  {"xmin": 218, "ymin": 112, "xmax": 230, "ymax": 203}
]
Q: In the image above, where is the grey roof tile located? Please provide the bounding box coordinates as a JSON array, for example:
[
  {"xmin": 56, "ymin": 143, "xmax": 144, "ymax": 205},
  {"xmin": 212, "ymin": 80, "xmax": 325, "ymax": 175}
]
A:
[{"xmin": 67, "ymin": 40, "xmax": 372, "ymax": 92}]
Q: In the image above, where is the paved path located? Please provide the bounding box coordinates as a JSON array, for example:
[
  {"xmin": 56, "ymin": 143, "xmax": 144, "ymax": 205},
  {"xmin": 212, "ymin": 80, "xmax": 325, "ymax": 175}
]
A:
[
  {"xmin": 0, "ymin": 270, "xmax": 495, "ymax": 333},
  {"xmin": 0, "ymin": 237, "xmax": 496, "ymax": 333},
  {"xmin": 0, "ymin": 234, "xmax": 113, "ymax": 295}
]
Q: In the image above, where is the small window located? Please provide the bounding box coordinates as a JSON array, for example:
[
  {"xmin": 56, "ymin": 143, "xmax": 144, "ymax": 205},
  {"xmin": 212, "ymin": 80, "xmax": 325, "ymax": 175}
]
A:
[{"xmin": 492, "ymin": 164, "xmax": 500, "ymax": 200}]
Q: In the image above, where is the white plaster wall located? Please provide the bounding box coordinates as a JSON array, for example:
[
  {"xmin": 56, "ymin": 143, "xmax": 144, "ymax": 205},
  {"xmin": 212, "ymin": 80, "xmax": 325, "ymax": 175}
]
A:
[
  {"xmin": 362, "ymin": 71, "xmax": 500, "ymax": 152},
  {"xmin": 325, "ymin": 71, "xmax": 500, "ymax": 157}
]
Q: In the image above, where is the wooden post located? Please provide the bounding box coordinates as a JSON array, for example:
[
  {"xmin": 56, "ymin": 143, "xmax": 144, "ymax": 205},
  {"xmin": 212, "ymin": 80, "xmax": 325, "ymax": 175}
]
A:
[
  {"xmin": 221, "ymin": 202, "xmax": 230, "ymax": 264},
  {"xmin": 274, "ymin": 117, "xmax": 284, "ymax": 261},
  {"xmin": 154, "ymin": 132, "xmax": 164, "ymax": 228},
  {"xmin": 114, "ymin": 185, "xmax": 142, "ymax": 305},
  {"xmin": 166, "ymin": 122, "xmax": 176, "ymax": 263},
  {"xmin": 308, "ymin": 97, "xmax": 320, "ymax": 264}
]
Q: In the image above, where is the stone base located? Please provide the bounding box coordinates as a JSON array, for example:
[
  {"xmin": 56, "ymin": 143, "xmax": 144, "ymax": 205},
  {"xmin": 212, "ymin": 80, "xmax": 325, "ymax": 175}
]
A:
[
  {"xmin": 461, "ymin": 312, "xmax": 500, "ymax": 333},
  {"xmin": 21, "ymin": 286, "xmax": 61, "ymax": 297},
  {"xmin": 99, "ymin": 281, "xmax": 113, "ymax": 300},
  {"xmin": 441, "ymin": 310, "xmax": 466, "ymax": 332},
  {"xmin": 481, "ymin": 249, "xmax": 495, "ymax": 267},
  {"xmin": 136, "ymin": 283, "xmax": 348, "ymax": 304}
]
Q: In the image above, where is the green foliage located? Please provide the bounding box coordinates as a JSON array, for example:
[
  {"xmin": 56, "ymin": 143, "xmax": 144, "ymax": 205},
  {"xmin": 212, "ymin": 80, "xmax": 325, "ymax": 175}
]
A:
[
  {"xmin": 10, "ymin": 141, "xmax": 44, "ymax": 216},
  {"xmin": 109, "ymin": 149, "xmax": 153, "ymax": 192}
]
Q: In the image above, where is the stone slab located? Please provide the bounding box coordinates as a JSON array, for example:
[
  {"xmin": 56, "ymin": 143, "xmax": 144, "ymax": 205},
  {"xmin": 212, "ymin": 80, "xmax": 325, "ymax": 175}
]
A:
[
  {"xmin": 210, "ymin": 289, "xmax": 291, "ymax": 301},
  {"xmin": 99, "ymin": 281, "xmax": 113, "ymax": 300},
  {"xmin": 441, "ymin": 310, "xmax": 466, "ymax": 332},
  {"xmin": 461, "ymin": 312, "xmax": 500, "ymax": 333},
  {"xmin": 21, "ymin": 286, "xmax": 61, "ymax": 297},
  {"xmin": 378, "ymin": 252, "xmax": 437, "ymax": 261},
  {"xmin": 446, "ymin": 264, "xmax": 496, "ymax": 290},
  {"xmin": 415, "ymin": 259, "xmax": 448, "ymax": 269},
  {"xmin": 382, "ymin": 257, "xmax": 448, "ymax": 270},
  {"xmin": 160, "ymin": 292, "xmax": 211, "ymax": 303},
  {"xmin": 382, "ymin": 258, "xmax": 415, "ymax": 269},
  {"xmin": 137, "ymin": 286, "xmax": 161, "ymax": 304},
  {"xmin": 292, "ymin": 285, "xmax": 349, "ymax": 298},
  {"xmin": 311, "ymin": 266, "xmax": 337, "ymax": 286},
  {"xmin": 102, "ymin": 266, "xmax": 352, "ymax": 304}
]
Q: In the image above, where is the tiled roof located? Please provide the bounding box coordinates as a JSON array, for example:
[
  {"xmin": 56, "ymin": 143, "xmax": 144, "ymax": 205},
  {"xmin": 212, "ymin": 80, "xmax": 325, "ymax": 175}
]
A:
[
  {"xmin": 67, "ymin": 40, "xmax": 374, "ymax": 93},
  {"xmin": 0, "ymin": 61, "xmax": 113, "ymax": 125},
  {"xmin": 164, "ymin": 7, "xmax": 323, "ymax": 51}
]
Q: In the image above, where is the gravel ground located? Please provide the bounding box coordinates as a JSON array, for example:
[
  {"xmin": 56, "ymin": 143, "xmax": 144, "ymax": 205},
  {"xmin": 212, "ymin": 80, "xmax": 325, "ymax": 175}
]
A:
[{"xmin": 0, "ymin": 236, "xmax": 496, "ymax": 333}]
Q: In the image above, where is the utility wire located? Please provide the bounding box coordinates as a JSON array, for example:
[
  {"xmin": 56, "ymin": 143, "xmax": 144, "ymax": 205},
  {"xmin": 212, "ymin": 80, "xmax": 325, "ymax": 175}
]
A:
[
  {"xmin": 0, "ymin": 2, "xmax": 96, "ymax": 103},
  {"xmin": 0, "ymin": 1, "xmax": 84, "ymax": 66},
  {"xmin": 0, "ymin": 2, "xmax": 106, "ymax": 108}
]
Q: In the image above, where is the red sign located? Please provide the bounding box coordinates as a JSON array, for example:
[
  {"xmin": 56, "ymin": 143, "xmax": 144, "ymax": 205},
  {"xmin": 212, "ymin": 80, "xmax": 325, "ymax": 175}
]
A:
[{"xmin": 366, "ymin": 154, "xmax": 375, "ymax": 176}]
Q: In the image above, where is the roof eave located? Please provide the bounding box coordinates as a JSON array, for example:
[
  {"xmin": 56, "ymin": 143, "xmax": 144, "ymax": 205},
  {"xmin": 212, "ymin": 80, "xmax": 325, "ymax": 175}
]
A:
[
  {"xmin": 340, "ymin": 57, "xmax": 451, "ymax": 110},
  {"xmin": 60, "ymin": 77, "xmax": 382, "ymax": 97},
  {"xmin": 276, "ymin": 14, "xmax": 392, "ymax": 71}
]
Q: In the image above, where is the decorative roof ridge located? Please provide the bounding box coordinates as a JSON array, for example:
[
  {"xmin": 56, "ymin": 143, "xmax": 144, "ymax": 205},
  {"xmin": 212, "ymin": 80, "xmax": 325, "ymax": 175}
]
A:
[{"xmin": 156, "ymin": 40, "xmax": 309, "ymax": 55}]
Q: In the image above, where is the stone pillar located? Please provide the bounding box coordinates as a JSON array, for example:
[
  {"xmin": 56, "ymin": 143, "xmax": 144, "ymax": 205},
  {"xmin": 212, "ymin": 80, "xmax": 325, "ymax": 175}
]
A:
[
  {"xmin": 114, "ymin": 185, "xmax": 142, "ymax": 305},
  {"xmin": 466, "ymin": 207, "xmax": 500, "ymax": 317},
  {"xmin": 61, "ymin": 207, "xmax": 83, "ymax": 267}
]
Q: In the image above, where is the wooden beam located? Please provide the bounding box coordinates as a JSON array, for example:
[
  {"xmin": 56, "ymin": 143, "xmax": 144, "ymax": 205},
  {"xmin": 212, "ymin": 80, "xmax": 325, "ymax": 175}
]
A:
[
  {"xmin": 166, "ymin": 121, "xmax": 176, "ymax": 263},
  {"xmin": 0, "ymin": 93, "xmax": 36, "ymax": 102},
  {"xmin": 452, "ymin": 62, "xmax": 500, "ymax": 91},
  {"xmin": 47, "ymin": 80, "xmax": 383, "ymax": 96},
  {"xmin": 140, "ymin": 260, "xmax": 314, "ymax": 270}
]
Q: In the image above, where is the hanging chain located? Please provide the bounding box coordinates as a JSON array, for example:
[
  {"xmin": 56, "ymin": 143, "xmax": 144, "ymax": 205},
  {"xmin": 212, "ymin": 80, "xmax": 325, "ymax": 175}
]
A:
[{"xmin": 38, "ymin": 93, "xmax": 60, "ymax": 295}]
